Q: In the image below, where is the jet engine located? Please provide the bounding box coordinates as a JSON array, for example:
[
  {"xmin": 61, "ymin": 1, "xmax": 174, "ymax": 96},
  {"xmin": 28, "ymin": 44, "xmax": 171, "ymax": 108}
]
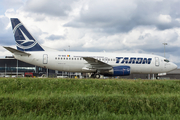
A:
[{"xmin": 101, "ymin": 66, "xmax": 130, "ymax": 76}]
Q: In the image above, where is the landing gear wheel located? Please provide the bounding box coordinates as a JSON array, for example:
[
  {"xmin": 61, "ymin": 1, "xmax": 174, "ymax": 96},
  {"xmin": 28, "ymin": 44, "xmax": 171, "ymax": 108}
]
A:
[
  {"xmin": 95, "ymin": 74, "xmax": 100, "ymax": 79},
  {"xmin": 90, "ymin": 73, "xmax": 100, "ymax": 78}
]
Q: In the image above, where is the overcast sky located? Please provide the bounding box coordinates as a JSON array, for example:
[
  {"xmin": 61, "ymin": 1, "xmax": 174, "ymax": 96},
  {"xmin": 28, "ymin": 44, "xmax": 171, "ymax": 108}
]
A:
[{"xmin": 0, "ymin": 0, "xmax": 180, "ymax": 67}]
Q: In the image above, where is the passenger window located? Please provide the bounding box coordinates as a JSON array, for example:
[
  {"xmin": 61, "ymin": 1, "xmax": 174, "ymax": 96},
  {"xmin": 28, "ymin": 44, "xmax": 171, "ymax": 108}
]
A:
[
  {"xmin": 74, "ymin": 58, "xmax": 76, "ymax": 60},
  {"xmin": 55, "ymin": 57, "xmax": 57, "ymax": 60}
]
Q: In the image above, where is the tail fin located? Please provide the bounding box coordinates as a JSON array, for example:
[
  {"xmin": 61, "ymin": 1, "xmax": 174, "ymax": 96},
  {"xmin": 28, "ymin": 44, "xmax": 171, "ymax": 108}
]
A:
[{"xmin": 11, "ymin": 18, "xmax": 44, "ymax": 51}]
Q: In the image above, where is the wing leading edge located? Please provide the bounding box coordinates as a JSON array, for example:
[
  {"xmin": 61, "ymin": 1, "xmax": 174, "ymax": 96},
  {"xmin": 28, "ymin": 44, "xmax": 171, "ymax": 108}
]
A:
[{"xmin": 82, "ymin": 57, "xmax": 112, "ymax": 70}]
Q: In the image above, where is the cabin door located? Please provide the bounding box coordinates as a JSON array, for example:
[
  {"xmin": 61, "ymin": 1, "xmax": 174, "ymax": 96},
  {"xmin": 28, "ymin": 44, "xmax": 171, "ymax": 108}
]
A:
[
  {"xmin": 43, "ymin": 54, "xmax": 48, "ymax": 64},
  {"xmin": 155, "ymin": 57, "xmax": 159, "ymax": 67}
]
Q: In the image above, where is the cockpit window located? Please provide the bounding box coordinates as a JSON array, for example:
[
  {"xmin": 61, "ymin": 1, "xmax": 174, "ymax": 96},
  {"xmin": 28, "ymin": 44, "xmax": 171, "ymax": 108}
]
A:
[{"xmin": 164, "ymin": 59, "xmax": 170, "ymax": 62}]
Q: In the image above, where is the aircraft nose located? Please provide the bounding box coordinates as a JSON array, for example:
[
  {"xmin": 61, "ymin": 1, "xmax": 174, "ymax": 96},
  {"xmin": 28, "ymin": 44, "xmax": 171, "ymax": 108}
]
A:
[{"xmin": 171, "ymin": 63, "xmax": 177, "ymax": 70}]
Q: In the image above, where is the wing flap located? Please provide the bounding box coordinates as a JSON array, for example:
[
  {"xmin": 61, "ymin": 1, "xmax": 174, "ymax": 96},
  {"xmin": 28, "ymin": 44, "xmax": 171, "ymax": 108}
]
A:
[{"xmin": 3, "ymin": 47, "xmax": 31, "ymax": 56}]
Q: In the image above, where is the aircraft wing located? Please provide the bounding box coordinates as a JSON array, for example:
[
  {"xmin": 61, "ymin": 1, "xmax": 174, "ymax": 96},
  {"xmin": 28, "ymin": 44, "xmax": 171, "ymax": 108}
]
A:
[
  {"xmin": 82, "ymin": 57, "xmax": 112, "ymax": 69},
  {"xmin": 3, "ymin": 47, "xmax": 31, "ymax": 56}
]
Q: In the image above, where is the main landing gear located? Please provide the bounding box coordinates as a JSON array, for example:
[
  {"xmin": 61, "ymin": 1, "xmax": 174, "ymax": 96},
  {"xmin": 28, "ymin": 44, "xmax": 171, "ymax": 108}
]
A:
[{"xmin": 91, "ymin": 73, "xmax": 100, "ymax": 78}]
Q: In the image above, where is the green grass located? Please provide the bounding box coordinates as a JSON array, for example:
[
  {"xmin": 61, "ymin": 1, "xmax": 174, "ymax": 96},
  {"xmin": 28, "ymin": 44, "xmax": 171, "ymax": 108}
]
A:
[{"xmin": 0, "ymin": 78, "xmax": 180, "ymax": 119}]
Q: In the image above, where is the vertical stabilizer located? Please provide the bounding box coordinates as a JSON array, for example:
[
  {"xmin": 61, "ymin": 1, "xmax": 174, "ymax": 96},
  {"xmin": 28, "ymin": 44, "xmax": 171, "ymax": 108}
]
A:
[{"xmin": 11, "ymin": 18, "xmax": 44, "ymax": 51}]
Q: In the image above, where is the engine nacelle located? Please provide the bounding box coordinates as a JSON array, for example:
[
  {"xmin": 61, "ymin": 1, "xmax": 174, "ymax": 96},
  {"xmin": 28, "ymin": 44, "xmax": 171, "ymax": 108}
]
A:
[{"xmin": 101, "ymin": 66, "xmax": 130, "ymax": 76}]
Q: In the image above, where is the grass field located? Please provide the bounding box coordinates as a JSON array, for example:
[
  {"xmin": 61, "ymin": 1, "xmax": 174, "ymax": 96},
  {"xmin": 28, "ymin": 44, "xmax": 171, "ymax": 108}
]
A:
[{"xmin": 0, "ymin": 78, "xmax": 180, "ymax": 119}]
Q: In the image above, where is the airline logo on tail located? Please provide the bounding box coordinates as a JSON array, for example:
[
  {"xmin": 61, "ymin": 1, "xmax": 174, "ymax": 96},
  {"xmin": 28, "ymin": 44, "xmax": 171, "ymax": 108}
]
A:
[{"xmin": 11, "ymin": 18, "xmax": 44, "ymax": 51}]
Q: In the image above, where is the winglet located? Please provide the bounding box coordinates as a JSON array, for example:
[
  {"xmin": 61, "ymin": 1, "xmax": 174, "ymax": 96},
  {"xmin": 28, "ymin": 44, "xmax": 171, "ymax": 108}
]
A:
[{"xmin": 3, "ymin": 47, "xmax": 31, "ymax": 56}]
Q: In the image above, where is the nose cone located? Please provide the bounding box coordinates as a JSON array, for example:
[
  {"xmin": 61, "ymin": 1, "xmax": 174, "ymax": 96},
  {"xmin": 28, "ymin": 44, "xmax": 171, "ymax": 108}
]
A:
[{"xmin": 171, "ymin": 62, "xmax": 177, "ymax": 70}]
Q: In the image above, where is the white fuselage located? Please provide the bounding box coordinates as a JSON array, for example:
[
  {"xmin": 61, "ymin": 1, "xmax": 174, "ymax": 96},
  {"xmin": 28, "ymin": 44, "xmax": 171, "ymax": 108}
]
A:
[{"xmin": 13, "ymin": 51, "xmax": 177, "ymax": 75}]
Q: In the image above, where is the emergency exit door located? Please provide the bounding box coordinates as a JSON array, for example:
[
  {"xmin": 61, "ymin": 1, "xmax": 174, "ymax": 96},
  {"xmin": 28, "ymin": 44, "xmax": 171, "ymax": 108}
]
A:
[{"xmin": 43, "ymin": 54, "xmax": 48, "ymax": 64}]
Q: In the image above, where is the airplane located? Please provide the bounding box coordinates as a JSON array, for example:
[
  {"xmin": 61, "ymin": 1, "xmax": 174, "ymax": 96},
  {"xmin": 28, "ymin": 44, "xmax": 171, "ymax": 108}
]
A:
[{"xmin": 4, "ymin": 18, "xmax": 177, "ymax": 78}]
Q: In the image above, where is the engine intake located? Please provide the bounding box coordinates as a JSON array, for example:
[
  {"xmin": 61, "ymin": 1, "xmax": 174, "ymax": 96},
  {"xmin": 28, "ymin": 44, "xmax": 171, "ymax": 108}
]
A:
[
  {"xmin": 102, "ymin": 66, "xmax": 130, "ymax": 76},
  {"xmin": 113, "ymin": 66, "xmax": 130, "ymax": 76}
]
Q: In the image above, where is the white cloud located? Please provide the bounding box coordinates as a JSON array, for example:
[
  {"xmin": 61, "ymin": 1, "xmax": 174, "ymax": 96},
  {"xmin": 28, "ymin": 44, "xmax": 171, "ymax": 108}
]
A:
[
  {"xmin": 175, "ymin": 18, "xmax": 180, "ymax": 23},
  {"xmin": 158, "ymin": 14, "xmax": 172, "ymax": 23},
  {"xmin": 23, "ymin": 0, "xmax": 77, "ymax": 17}
]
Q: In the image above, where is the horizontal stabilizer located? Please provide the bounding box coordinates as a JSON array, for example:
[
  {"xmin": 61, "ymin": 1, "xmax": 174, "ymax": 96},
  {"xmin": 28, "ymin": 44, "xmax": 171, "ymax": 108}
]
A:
[{"xmin": 3, "ymin": 47, "xmax": 31, "ymax": 56}]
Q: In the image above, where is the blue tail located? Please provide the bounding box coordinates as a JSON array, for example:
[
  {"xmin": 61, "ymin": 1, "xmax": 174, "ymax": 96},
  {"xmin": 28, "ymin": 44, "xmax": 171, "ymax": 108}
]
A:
[{"xmin": 11, "ymin": 18, "xmax": 44, "ymax": 51}]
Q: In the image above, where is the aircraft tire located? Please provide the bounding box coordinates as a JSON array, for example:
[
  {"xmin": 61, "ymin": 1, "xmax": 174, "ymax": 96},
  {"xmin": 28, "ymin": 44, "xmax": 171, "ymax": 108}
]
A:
[{"xmin": 95, "ymin": 74, "xmax": 100, "ymax": 79}]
